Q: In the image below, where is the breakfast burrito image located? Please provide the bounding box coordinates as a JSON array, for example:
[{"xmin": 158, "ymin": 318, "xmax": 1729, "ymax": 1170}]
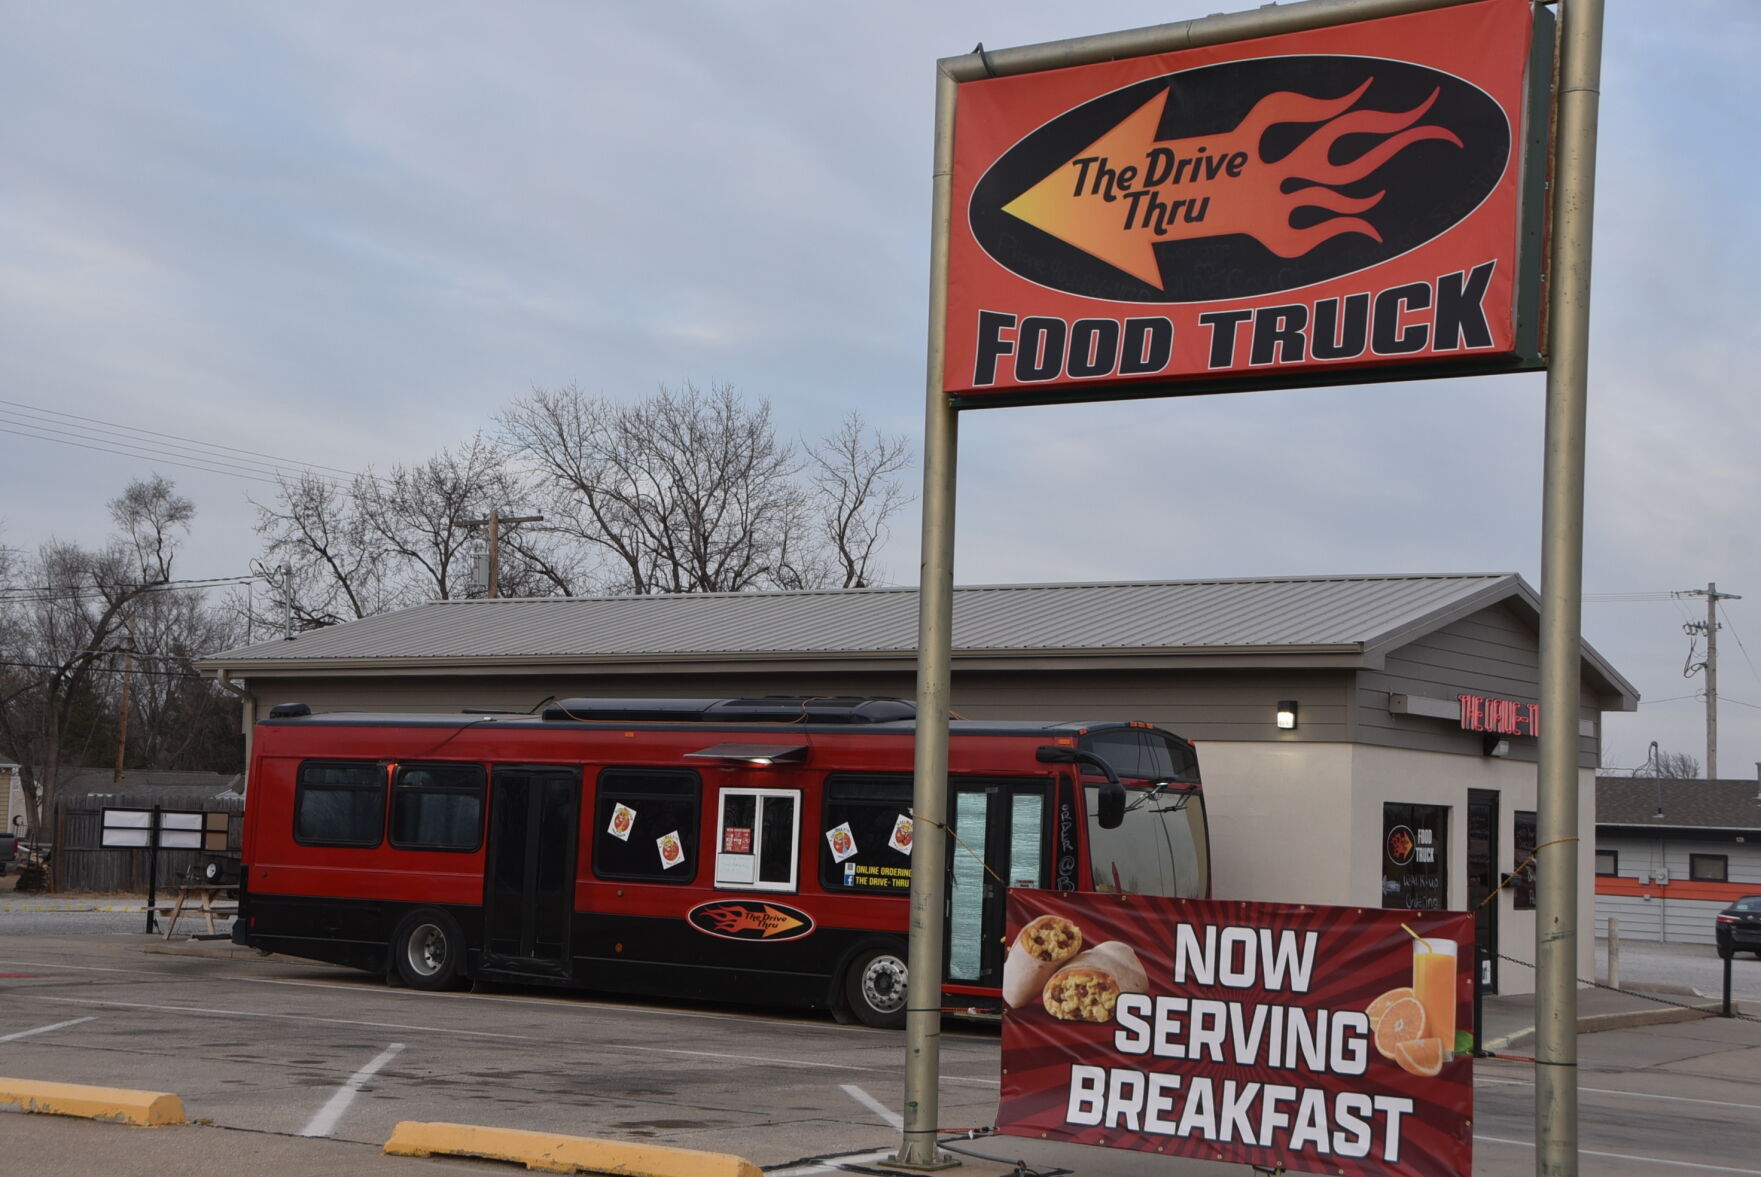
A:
[
  {"xmin": 1002, "ymin": 914, "xmax": 1084, "ymax": 1008},
  {"xmin": 1041, "ymin": 941, "xmax": 1148, "ymax": 1023}
]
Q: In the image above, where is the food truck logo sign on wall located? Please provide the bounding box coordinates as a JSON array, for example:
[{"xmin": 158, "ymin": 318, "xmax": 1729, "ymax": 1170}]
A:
[{"xmin": 945, "ymin": 0, "xmax": 1538, "ymax": 402}]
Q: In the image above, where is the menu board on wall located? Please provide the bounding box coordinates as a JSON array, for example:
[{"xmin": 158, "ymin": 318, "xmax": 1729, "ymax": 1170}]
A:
[{"xmin": 1383, "ymin": 803, "xmax": 1449, "ymax": 909}]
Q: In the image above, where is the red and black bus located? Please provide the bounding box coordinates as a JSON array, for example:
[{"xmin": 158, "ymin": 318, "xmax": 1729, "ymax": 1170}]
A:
[{"xmin": 233, "ymin": 696, "xmax": 1209, "ymax": 1026}]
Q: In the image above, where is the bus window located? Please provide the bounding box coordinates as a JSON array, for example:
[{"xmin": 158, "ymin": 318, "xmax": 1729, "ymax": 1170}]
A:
[
  {"xmin": 592, "ymin": 769, "xmax": 700, "ymax": 883},
  {"xmin": 1082, "ymin": 728, "xmax": 1197, "ymax": 784},
  {"xmin": 294, "ymin": 761, "xmax": 384, "ymax": 847},
  {"xmin": 1085, "ymin": 785, "xmax": 1209, "ymax": 898},
  {"xmin": 714, "ymin": 788, "xmax": 800, "ymax": 891},
  {"xmin": 389, "ymin": 763, "xmax": 486, "ymax": 852},
  {"xmin": 820, "ymin": 774, "xmax": 913, "ymax": 894}
]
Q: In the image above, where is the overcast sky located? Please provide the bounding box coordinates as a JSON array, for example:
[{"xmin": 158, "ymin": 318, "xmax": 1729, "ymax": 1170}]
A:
[{"xmin": 2, "ymin": 1, "xmax": 1758, "ymax": 779}]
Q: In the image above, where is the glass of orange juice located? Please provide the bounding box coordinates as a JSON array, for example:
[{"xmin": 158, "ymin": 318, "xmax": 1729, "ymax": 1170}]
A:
[{"xmin": 1412, "ymin": 938, "xmax": 1457, "ymax": 1047}]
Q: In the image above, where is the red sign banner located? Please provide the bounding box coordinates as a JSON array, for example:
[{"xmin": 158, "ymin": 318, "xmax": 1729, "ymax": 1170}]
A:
[
  {"xmin": 999, "ymin": 892, "xmax": 1474, "ymax": 1177},
  {"xmin": 945, "ymin": 0, "xmax": 1538, "ymax": 404}
]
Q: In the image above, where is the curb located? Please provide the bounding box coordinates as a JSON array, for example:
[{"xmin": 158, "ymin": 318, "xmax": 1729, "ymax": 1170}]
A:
[
  {"xmin": 385, "ymin": 1121, "xmax": 762, "ymax": 1177},
  {"xmin": 1485, "ymin": 995, "xmax": 1731, "ymax": 1052},
  {"xmin": 0, "ymin": 1078, "xmax": 186, "ymax": 1126},
  {"xmin": 0, "ymin": 903, "xmax": 149, "ymax": 913}
]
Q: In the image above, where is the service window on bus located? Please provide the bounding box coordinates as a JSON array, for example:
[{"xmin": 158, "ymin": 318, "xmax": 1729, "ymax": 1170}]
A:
[
  {"xmin": 294, "ymin": 761, "xmax": 385, "ymax": 847},
  {"xmin": 389, "ymin": 762, "xmax": 486, "ymax": 852},
  {"xmin": 714, "ymin": 788, "xmax": 800, "ymax": 890},
  {"xmin": 592, "ymin": 768, "xmax": 700, "ymax": 882},
  {"xmin": 820, "ymin": 774, "xmax": 914, "ymax": 894}
]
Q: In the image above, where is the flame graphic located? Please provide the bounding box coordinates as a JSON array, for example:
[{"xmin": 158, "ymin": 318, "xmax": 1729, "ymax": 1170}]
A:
[
  {"xmin": 1002, "ymin": 80, "xmax": 1462, "ymax": 289},
  {"xmin": 699, "ymin": 903, "xmax": 806, "ymax": 938}
]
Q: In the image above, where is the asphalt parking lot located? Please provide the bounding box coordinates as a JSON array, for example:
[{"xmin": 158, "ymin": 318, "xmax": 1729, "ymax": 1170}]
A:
[{"xmin": 3, "ymin": 888, "xmax": 1758, "ymax": 1177}]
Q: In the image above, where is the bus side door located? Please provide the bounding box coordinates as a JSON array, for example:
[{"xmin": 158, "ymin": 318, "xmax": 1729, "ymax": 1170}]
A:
[
  {"xmin": 482, "ymin": 765, "xmax": 581, "ymax": 979},
  {"xmin": 946, "ymin": 779, "xmax": 1048, "ymax": 989}
]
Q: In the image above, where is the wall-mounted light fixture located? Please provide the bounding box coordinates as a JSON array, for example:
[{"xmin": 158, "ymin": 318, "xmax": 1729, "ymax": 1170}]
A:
[
  {"xmin": 1275, "ymin": 701, "xmax": 1299, "ymax": 731},
  {"xmin": 1483, "ymin": 733, "xmax": 1510, "ymax": 758}
]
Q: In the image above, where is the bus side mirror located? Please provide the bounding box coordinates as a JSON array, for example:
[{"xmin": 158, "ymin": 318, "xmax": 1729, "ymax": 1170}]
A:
[
  {"xmin": 1095, "ymin": 784, "xmax": 1126, "ymax": 830},
  {"xmin": 1036, "ymin": 746, "xmax": 1128, "ymax": 830}
]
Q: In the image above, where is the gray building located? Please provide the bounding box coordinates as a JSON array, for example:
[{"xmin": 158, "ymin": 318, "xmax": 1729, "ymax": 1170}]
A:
[
  {"xmin": 1595, "ymin": 775, "xmax": 1761, "ymax": 946},
  {"xmin": 202, "ymin": 572, "xmax": 1637, "ymax": 994}
]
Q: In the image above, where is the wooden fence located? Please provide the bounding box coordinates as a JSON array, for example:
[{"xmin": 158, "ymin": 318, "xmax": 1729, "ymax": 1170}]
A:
[{"xmin": 53, "ymin": 798, "xmax": 245, "ymax": 893}]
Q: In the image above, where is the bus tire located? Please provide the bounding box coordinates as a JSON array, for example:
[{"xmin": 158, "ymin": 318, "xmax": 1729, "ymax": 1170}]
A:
[
  {"xmin": 845, "ymin": 947, "xmax": 908, "ymax": 1029},
  {"xmin": 392, "ymin": 909, "xmax": 465, "ymax": 991}
]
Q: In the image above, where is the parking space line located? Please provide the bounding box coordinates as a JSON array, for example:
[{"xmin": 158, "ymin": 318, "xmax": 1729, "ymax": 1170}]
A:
[
  {"xmin": 0, "ymin": 1016, "xmax": 96, "ymax": 1042},
  {"xmin": 1476, "ymin": 1075, "xmax": 1761, "ymax": 1111},
  {"xmin": 18, "ymin": 993, "xmax": 1000, "ymax": 1086},
  {"xmin": 300, "ymin": 1042, "xmax": 406, "ymax": 1137},
  {"xmin": 1477, "ymin": 1134, "xmax": 1761, "ymax": 1174},
  {"xmin": 840, "ymin": 1084, "xmax": 902, "ymax": 1129},
  {"xmin": 767, "ymin": 1148, "xmax": 896, "ymax": 1176}
]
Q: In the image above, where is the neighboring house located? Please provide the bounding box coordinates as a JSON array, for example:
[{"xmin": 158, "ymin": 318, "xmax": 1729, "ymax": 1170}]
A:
[
  {"xmin": 199, "ymin": 572, "xmax": 1638, "ymax": 994},
  {"xmin": 1595, "ymin": 775, "xmax": 1761, "ymax": 946}
]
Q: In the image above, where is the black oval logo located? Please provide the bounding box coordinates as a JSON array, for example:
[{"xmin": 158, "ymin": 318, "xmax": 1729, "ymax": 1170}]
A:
[
  {"xmin": 970, "ymin": 56, "xmax": 1510, "ymax": 303},
  {"xmin": 687, "ymin": 900, "xmax": 815, "ymax": 942}
]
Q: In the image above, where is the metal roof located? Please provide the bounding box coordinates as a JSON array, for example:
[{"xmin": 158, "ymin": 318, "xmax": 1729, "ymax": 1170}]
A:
[{"xmin": 199, "ymin": 573, "xmax": 1635, "ymax": 701}]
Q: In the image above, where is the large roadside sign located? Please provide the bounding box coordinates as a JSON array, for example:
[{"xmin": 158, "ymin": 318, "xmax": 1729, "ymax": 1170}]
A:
[
  {"xmin": 944, "ymin": 0, "xmax": 1545, "ymax": 406},
  {"xmin": 998, "ymin": 891, "xmax": 1476, "ymax": 1177}
]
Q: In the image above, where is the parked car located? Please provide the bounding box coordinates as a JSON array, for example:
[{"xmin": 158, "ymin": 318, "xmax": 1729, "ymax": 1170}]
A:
[{"xmin": 1715, "ymin": 894, "xmax": 1761, "ymax": 959}]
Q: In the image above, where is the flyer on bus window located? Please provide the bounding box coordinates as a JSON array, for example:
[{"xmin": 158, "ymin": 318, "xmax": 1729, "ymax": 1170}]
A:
[{"xmin": 998, "ymin": 891, "xmax": 1474, "ymax": 1177}]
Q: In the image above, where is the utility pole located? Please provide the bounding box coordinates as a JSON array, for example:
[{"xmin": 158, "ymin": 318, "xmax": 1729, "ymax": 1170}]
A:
[
  {"xmin": 1681, "ymin": 582, "xmax": 1741, "ymax": 779},
  {"xmin": 281, "ymin": 563, "xmax": 295, "ymax": 641},
  {"xmin": 113, "ymin": 614, "xmax": 136, "ymax": 783},
  {"xmin": 462, "ymin": 509, "xmax": 543, "ymax": 599}
]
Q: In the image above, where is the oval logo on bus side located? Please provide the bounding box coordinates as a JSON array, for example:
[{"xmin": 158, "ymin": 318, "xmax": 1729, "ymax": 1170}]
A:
[
  {"xmin": 969, "ymin": 56, "xmax": 1511, "ymax": 302},
  {"xmin": 687, "ymin": 900, "xmax": 815, "ymax": 942}
]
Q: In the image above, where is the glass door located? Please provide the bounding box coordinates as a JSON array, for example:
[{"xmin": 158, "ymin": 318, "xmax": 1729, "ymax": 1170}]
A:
[{"xmin": 946, "ymin": 781, "xmax": 1047, "ymax": 987}]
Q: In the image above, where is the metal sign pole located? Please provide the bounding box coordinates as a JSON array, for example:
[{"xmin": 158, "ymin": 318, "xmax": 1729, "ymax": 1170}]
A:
[
  {"xmin": 1535, "ymin": 1, "xmax": 1603, "ymax": 1174},
  {"xmin": 904, "ymin": 1, "xmax": 1547, "ymax": 1169},
  {"xmin": 894, "ymin": 59, "xmax": 961, "ymax": 1173},
  {"xmin": 146, "ymin": 805, "xmax": 161, "ymax": 936}
]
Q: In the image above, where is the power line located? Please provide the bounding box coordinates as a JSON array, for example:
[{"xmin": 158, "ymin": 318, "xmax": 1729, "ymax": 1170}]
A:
[
  {"xmin": 0, "ymin": 398, "xmax": 363, "ymax": 483},
  {"xmin": 0, "ymin": 658, "xmax": 204, "ymax": 681},
  {"xmin": 0, "ymin": 574, "xmax": 264, "ymax": 605},
  {"xmin": 1720, "ymin": 601, "xmax": 1760, "ymax": 690}
]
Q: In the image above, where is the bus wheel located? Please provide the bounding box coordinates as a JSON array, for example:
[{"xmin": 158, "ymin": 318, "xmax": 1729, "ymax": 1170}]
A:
[
  {"xmin": 845, "ymin": 948, "xmax": 908, "ymax": 1029},
  {"xmin": 393, "ymin": 909, "xmax": 464, "ymax": 991}
]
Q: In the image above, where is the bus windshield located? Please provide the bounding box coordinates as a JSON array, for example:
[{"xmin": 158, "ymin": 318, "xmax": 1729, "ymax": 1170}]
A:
[{"xmin": 1085, "ymin": 785, "xmax": 1209, "ymax": 898}]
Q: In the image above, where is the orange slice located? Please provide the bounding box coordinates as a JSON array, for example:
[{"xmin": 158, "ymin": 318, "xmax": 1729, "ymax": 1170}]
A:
[
  {"xmin": 1394, "ymin": 1036, "xmax": 1445, "ymax": 1077},
  {"xmin": 1366, "ymin": 986, "xmax": 1416, "ymax": 1023},
  {"xmin": 1373, "ymin": 995, "xmax": 1427, "ymax": 1059}
]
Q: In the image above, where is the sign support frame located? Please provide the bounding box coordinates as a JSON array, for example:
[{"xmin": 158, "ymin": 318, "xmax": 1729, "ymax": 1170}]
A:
[{"xmin": 901, "ymin": 3, "xmax": 1594, "ymax": 1175}]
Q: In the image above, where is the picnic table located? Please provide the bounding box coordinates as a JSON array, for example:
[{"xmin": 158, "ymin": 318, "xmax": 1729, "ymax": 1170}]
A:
[{"xmin": 156, "ymin": 884, "xmax": 238, "ymax": 938}]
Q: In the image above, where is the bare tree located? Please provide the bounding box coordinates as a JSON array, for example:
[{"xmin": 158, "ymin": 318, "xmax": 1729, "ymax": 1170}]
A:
[
  {"xmin": 1631, "ymin": 742, "xmax": 1701, "ymax": 779},
  {"xmin": 0, "ymin": 477, "xmax": 194, "ymax": 851},
  {"xmin": 500, "ymin": 382, "xmax": 818, "ymax": 594},
  {"xmin": 114, "ymin": 588, "xmax": 246, "ymax": 772},
  {"xmin": 806, "ymin": 412, "xmax": 913, "ymax": 588},
  {"xmin": 249, "ymin": 435, "xmax": 572, "ymax": 631}
]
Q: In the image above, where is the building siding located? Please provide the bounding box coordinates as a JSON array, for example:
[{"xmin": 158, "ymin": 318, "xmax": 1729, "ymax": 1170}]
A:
[
  {"xmin": 1593, "ymin": 832, "xmax": 1761, "ymax": 945},
  {"xmin": 1356, "ymin": 603, "xmax": 1601, "ymax": 767}
]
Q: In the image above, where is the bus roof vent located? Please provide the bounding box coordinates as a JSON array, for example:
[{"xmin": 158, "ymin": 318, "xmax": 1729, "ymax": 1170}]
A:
[
  {"xmin": 267, "ymin": 702, "xmax": 312, "ymax": 719},
  {"xmin": 541, "ymin": 696, "xmax": 916, "ymax": 725}
]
